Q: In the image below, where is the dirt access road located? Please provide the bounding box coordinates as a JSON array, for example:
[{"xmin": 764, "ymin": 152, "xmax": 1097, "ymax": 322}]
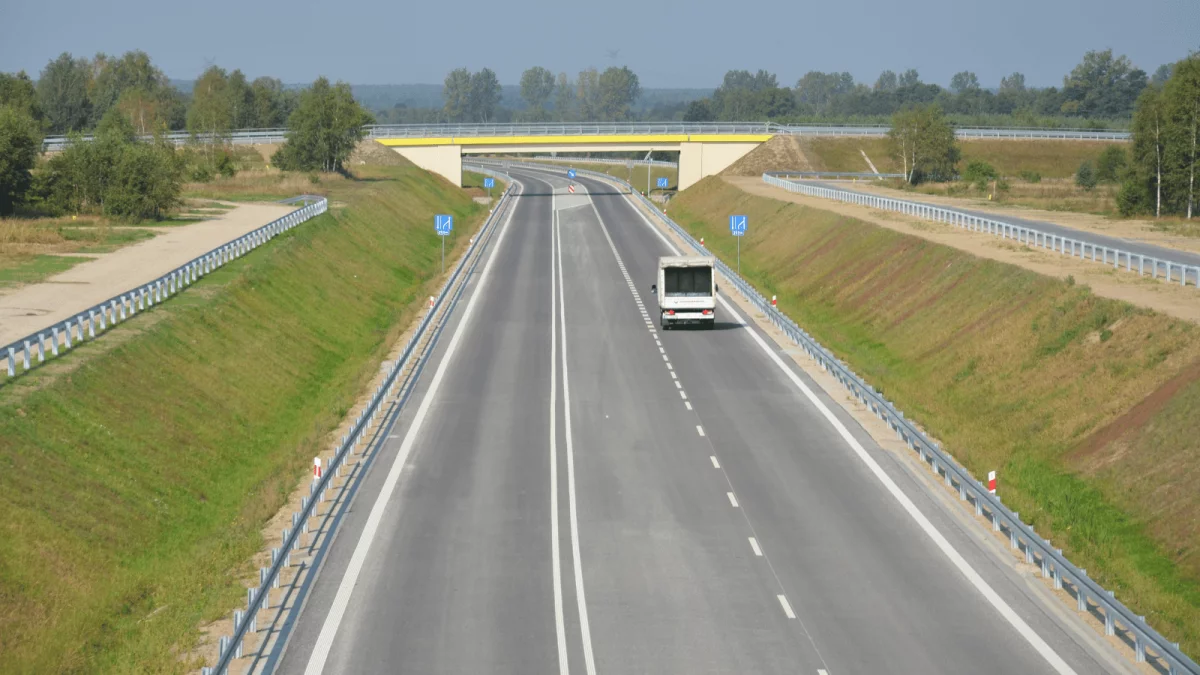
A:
[
  {"xmin": 727, "ymin": 176, "xmax": 1200, "ymax": 324},
  {"xmin": 0, "ymin": 203, "xmax": 295, "ymax": 346}
]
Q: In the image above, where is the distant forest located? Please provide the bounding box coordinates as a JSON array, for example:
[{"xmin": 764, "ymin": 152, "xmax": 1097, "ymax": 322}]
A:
[{"xmin": 1, "ymin": 46, "xmax": 1182, "ymax": 137}]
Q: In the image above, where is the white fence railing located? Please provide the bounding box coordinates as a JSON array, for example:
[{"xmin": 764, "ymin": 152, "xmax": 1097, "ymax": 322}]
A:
[
  {"xmin": 3, "ymin": 196, "xmax": 328, "ymax": 384},
  {"xmin": 762, "ymin": 173, "xmax": 1200, "ymax": 289}
]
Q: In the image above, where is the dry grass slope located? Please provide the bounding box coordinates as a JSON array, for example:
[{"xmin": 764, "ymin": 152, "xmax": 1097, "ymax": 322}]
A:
[{"xmin": 670, "ymin": 175, "xmax": 1200, "ymax": 654}]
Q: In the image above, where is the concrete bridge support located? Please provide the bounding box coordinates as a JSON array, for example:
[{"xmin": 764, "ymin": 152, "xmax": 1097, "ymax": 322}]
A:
[{"xmin": 677, "ymin": 141, "xmax": 760, "ymax": 190}]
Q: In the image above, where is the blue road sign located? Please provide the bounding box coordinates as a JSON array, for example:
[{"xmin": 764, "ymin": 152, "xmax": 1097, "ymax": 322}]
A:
[
  {"xmin": 483, "ymin": 177, "xmax": 495, "ymax": 188},
  {"xmin": 567, "ymin": 169, "xmax": 577, "ymax": 179},
  {"xmin": 435, "ymin": 214, "xmax": 453, "ymax": 236},
  {"xmin": 729, "ymin": 215, "xmax": 748, "ymax": 236},
  {"xmin": 657, "ymin": 177, "xmax": 669, "ymax": 188}
]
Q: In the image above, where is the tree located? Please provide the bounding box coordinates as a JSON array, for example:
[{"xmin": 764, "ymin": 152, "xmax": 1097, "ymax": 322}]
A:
[
  {"xmin": 1123, "ymin": 84, "xmax": 1168, "ymax": 216},
  {"xmin": 874, "ymin": 70, "xmax": 898, "ymax": 92},
  {"xmin": 888, "ymin": 104, "xmax": 959, "ymax": 184},
  {"xmin": 250, "ymin": 77, "xmax": 289, "ymax": 128},
  {"xmin": 898, "ymin": 69, "xmax": 921, "ymax": 87},
  {"xmin": 597, "ymin": 66, "xmax": 640, "ymax": 120},
  {"xmin": 468, "ymin": 68, "xmax": 502, "ymax": 122},
  {"xmin": 683, "ymin": 99, "xmax": 714, "ymax": 122},
  {"xmin": 1095, "ymin": 145, "xmax": 1128, "ymax": 183},
  {"xmin": 1075, "ymin": 161, "xmax": 1097, "ymax": 190},
  {"xmin": 1151, "ymin": 64, "xmax": 1173, "ymax": 87},
  {"xmin": 795, "ymin": 71, "xmax": 855, "ymax": 113},
  {"xmin": 576, "ymin": 68, "xmax": 602, "ymax": 120},
  {"xmin": 89, "ymin": 51, "xmax": 173, "ymax": 126},
  {"xmin": 38, "ymin": 53, "xmax": 92, "ymax": 133},
  {"xmin": 1164, "ymin": 55, "xmax": 1200, "ymax": 218},
  {"xmin": 520, "ymin": 66, "xmax": 556, "ymax": 119},
  {"xmin": 949, "ymin": 71, "xmax": 980, "ymax": 94},
  {"xmin": 273, "ymin": 77, "xmax": 373, "ymax": 173},
  {"xmin": 0, "ymin": 105, "xmax": 42, "ymax": 215},
  {"xmin": 1061, "ymin": 49, "xmax": 1148, "ymax": 117},
  {"xmin": 442, "ymin": 68, "xmax": 472, "ymax": 122},
  {"xmin": 116, "ymin": 87, "xmax": 169, "ymax": 135},
  {"xmin": 226, "ymin": 69, "xmax": 256, "ymax": 129},
  {"xmin": 187, "ymin": 66, "xmax": 233, "ymax": 164},
  {"xmin": 999, "ymin": 72, "xmax": 1026, "ymax": 93},
  {"xmin": 711, "ymin": 69, "xmax": 788, "ymax": 120},
  {"xmin": 554, "ymin": 72, "xmax": 575, "ymax": 121},
  {"xmin": 0, "ymin": 72, "xmax": 42, "ymax": 121}
]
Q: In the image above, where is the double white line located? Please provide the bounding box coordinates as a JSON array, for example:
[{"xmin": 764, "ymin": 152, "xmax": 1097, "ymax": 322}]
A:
[{"xmin": 550, "ymin": 186, "xmax": 598, "ymax": 675}]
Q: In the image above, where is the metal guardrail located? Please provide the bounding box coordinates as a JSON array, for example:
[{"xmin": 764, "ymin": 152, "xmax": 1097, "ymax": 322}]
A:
[
  {"xmin": 766, "ymin": 170, "xmax": 903, "ymax": 179},
  {"xmin": 41, "ymin": 122, "xmax": 1131, "ymax": 151},
  {"xmin": 203, "ymin": 178, "xmax": 515, "ymax": 675},
  {"xmin": 3, "ymin": 196, "xmax": 328, "ymax": 385},
  {"xmin": 526, "ymin": 155, "xmax": 679, "ymax": 168},
  {"xmin": 492, "ymin": 159, "xmax": 1198, "ymax": 675},
  {"xmin": 761, "ymin": 173, "xmax": 1200, "ymax": 289}
]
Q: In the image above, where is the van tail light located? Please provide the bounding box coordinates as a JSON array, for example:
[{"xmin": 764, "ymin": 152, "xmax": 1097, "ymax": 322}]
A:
[
  {"xmin": 702, "ymin": 309, "xmax": 712, "ymax": 315},
  {"xmin": 666, "ymin": 310, "xmax": 675, "ymax": 315}
]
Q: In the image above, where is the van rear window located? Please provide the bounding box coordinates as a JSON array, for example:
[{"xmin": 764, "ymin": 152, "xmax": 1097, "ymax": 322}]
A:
[{"xmin": 664, "ymin": 267, "xmax": 712, "ymax": 296}]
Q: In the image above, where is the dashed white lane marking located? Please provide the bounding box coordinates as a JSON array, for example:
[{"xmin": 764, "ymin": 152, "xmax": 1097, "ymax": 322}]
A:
[
  {"xmin": 659, "ymin": 346, "xmax": 665, "ymax": 354},
  {"xmin": 388, "ymin": 434, "xmax": 399, "ymax": 439},
  {"xmin": 819, "ymin": 670, "xmax": 829, "ymax": 675},
  {"xmin": 749, "ymin": 537, "xmax": 763, "ymax": 557},
  {"xmin": 679, "ymin": 391, "xmax": 687, "ymax": 400},
  {"xmin": 674, "ymin": 381, "xmax": 682, "ymax": 389},
  {"xmin": 613, "ymin": 178, "xmax": 1075, "ymax": 675},
  {"xmin": 669, "ymin": 371, "xmax": 676, "ymax": 379},
  {"xmin": 665, "ymin": 362, "xmax": 672, "ymax": 370},
  {"xmin": 685, "ymin": 401, "xmax": 693, "ymax": 410},
  {"xmin": 778, "ymin": 595, "xmax": 796, "ymax": 619},
  {"xmin": 727, "ymin": 492, "xmax": 739, "ymax": 508},
  {"xmin": 710, "ymin": 455, "xmax": 720, "ymax": 468},
  {"xmin": 696, "ymin": 425, "xmax": 705, "ymax": 437},
  {"xmin": 662, "ymin": 354, "xmax": 668, "ymax": 361}
]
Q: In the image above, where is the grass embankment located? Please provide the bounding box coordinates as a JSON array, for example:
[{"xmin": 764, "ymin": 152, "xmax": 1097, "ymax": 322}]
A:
[
  {"xmin": 564, "ymin": 162, "xmax": 679, "ymax": 193},
  {"xmin": 802, "ymin": 137, "xmax": 1121, "ymax": 179},
  {"xmin": 0, "ymin": 160, "xmax": 490, "ymax": 672},
  {"xmin": 671, "ymin": 176, "xmax": 1200, "ymax": 654}
]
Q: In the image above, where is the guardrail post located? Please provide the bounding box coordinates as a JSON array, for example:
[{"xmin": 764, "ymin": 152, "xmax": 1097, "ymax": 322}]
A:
[
  {"xmin": 1135, "ymin": 635, "xmax": 1146, "ymax": 662},
  {"xmin": 51, "ymin": 327, "xmax": 60, "ymax": 356},
  {"xmin": 36, "ymin": 334, "xmax": 45, "ymax": 363},
  {"xmin": 1077, "ymin": 586, "xmax": 1087, "ymax": 612},
  {"xmin": 22, "ymin": 342, "xmax": 31, "ymax": 370}
]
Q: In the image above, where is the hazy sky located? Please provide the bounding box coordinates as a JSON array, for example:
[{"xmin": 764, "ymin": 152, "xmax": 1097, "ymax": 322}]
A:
[{"xmin": 1, "ymin": 0, "xmax": 1196, "ymax": 89}]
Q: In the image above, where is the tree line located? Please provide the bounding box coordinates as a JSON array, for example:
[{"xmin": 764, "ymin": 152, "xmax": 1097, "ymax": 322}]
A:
[
  {"xmin": 0, "ymin": 50, "xmax": 372, "ymax": 217},
  {"xmin": 434, "ymin": 65, "xmax": 642, "ymax": 123}
]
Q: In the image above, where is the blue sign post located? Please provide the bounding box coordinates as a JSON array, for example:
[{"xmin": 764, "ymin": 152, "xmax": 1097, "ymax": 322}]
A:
[
  {"xmin": 435, "ymin": 214, "xmax": 453, "ymax": 273},
  {"xmin": 567, "ymin": 169, "xmax": 577, "ymax": 179},
  {"xmin": 483, "ymin": 177, "xmax": 495, "ymax": 199},
  {"xmin": 729, "ymin": 215, "xmax": 748, "ymax": 274},
  {"xmin": 657, "ymin": 177, "xmax": 669, "ymax": 189}
]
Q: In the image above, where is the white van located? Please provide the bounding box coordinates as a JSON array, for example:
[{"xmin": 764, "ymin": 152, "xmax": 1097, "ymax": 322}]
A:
[{"xmin": 651, "ymin": 256, "xmax": 717, "ymax": 330}]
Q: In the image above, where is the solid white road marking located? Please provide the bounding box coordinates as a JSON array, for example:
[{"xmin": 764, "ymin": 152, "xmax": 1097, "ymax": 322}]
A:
[
  {"xmin": 622, "ymin": 181, "xmax": 1078, "ymax": 675},
  {"xmin": 778, "ymin": 594, "xmax": 796, "ymax": 619},
  {"xmin": 303, "ymin": 178, "xmax": 523, "ymax": 675},
  {"xmin": 685, "ymin": 401, "xmax": 693, "ymax": 411},
  {"xmin": 710, "ymin": 455, "xmax": 720, "ymax": 468},
  {"xmin": 749, "ymin": 537, "xmax": 763, "ymax": 557},
  {"xmin": 559, "ymin": 186, "xmax": 598, "ymax": 675},
  {"xmin": 549, "ymin": 190, "xmax": 570, "ymax": 674},
  {"xmin": 727, "ymin": 492, "xmax": 739, "ymax": 508},
  {"xmin": 696, "ymin": 425, "xmax": 705, "ymax": 437}
]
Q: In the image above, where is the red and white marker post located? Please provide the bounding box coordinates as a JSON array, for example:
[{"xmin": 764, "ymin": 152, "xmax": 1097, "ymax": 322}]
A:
[
  {"xmin": 429, "ymin": 295, "xmax": 435, "ymax": 309},
  {"xmin": 988, "ymin": 470, "xmax": 997, "ymax": 494},
  {"xmin": 568, "ymin": 184, "xmax": 576, "ymax": 194},
  {"xmin": 313, "ymin": 457, "xmax": 323, "ymax": 480},
  {"xmin": 700, "ymin": 237, "xmax": 705, "ymax": 247},
  {"xmin": 771, "ymin": 295, "xmax": 777, "ymax": 307}
]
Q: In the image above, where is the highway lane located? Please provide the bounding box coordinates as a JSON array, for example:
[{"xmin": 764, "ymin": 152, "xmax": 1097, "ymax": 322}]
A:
[
  {"xmin": 799, "ymin": 178, "xmax": 1200, "ymax": 269},
  {"xmin": 276, "ymin": 166, "xmax": 1128, "ymax": 675}
]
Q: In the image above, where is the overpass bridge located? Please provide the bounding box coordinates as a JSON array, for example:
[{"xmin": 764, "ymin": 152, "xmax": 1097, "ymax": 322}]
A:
[
  {"xmin": 377, "ymin": 126, "xmax": 771, "ymax": 189},
  {"xmin": 40, "ymin": 122, "xmax": 1131, "ymax": 189}
]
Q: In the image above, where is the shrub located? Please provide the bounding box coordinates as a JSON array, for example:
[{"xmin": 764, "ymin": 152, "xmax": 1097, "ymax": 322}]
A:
[
  {"xmin": 1075, "ymin": 161, "xmax": 1098, "ymax": 191},
  {"xmin": 1095, "ymin": 146, "xmax": 1128, "ymax": 183},
  {"xmin": 1018, "ymin": 170, "xmax": 1042, "ymax": 183},
  {"xmin": 962, "ymin": 160, "xmax": 998, "ymax": 191}
]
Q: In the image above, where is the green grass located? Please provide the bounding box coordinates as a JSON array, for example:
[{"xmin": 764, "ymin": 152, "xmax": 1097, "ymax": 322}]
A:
[
  {"xmin": 0, "ymin": 161, "xmax": 490, "ymax": 672},
  {"xmin": 0, "ymin": 254, "xmax": 93, "ymax": 287},
  {"xmin": 671, "ymin": 176, "xmax": 1200, "ymax": 655}
]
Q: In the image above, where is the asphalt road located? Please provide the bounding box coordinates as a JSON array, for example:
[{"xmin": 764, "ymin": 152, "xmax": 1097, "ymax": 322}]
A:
[
  {"xmin": 801, "ymin": 179, "xmax": 1200, "ymax": 270},
  {"xmin": 275, "ymin": 168, "xmax": 1129, "ymax": 675}
]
